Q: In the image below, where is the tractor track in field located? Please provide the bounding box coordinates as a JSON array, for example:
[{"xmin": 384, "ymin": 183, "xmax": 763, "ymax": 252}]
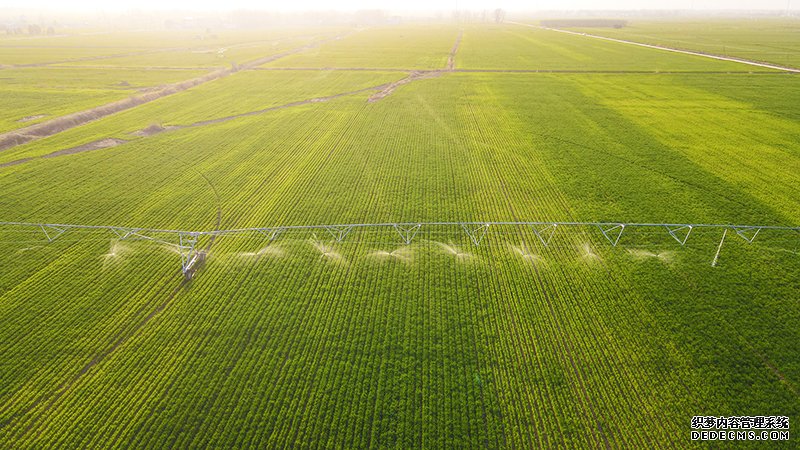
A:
[
  {"xmin": 11, "ymin": 61, "xmax": 747, "ymax": 164},
  {"xmin": 23, "ymin": 274, "xmax": 198, "ymax": 439},
  {"xmin": 0, "ymin": 33, "xmax": 347, "ymax": 153},
  {"xmin": 0, "ymin": 74, "xmax": 412, "ymax": 169},
  {"xmin": 0, "ymin": 31, "xmax": 281, "ymax": 437},
  {"xmin": 10, "ymin": 157, "xmax": 224, "ymax": 441},
  {"xmin": 0, "ymin": 65, "xmax": 389, "ymax": 432},
  {"xmin": 4, "ymin": 268, "xmax": 196, "ymax": 437},
  {"xmin": 0, "ymin": 157, "xmax": 34, "ymax": 168}
]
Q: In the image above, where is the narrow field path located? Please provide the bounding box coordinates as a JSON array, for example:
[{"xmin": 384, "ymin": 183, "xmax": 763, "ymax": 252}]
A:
[
  {"xmin": 510, "ymin": 21, "xmax": 800, "ymax": 73},
  {"xmin": 0, "ymin": 81, "xmax": 396, "ymax": 169},
  {"xmin": 447, "ymin": 30, "xmax": 463, "ymax": 71},
  {"xmin": 368, "ymin": 71, "xmax": 441, "ymax": 102},
  {"xmin": 0, "ymin": 33, "xmax": 347, "ymax": 152}
]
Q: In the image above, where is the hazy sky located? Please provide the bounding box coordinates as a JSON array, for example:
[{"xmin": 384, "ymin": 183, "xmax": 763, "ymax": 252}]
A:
[{"xmin": 3, "ymin": 0, "xmax": 796, "ymax": 12}]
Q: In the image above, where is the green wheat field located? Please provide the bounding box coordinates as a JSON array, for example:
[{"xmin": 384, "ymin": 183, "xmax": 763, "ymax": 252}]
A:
[{"xmin": 0, "ymin": 19, "xmax": 798, "ymax": 448}]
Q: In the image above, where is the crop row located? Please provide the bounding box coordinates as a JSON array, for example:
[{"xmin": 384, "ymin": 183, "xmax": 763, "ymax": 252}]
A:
[{"xmin": 1, "ymin": 45, "xmax": 798, "ymax": 448}]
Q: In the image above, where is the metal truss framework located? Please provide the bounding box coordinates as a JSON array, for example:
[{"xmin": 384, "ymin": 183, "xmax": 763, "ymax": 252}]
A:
[{"xmin": 2, "ymin": 221, "xmax": 798, "ymax": 274}]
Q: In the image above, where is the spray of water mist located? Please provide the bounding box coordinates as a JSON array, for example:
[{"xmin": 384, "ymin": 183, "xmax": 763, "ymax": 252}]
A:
[
  {"xmin": 511, "ymin": 243, "xmax": 544, "ymax": 264},
  {"xmin": 369, "ymin": 246, "xmax": 413, "ymax": 262},
  {"xmin": 581, "ymin": 243, "xmax": 601, "ymax": 262},
  {"xmin": 627, "ymin": 249, "xmax": 675, "ymax": 263},
  {"xmin": 161, "ymin": 243, "xmax": 183, "ymax": 255},
  {"xmin": 237, "ymin": 245, "xmax": 285, "ymax": 258},
  {"xmin": 101, "ymin": 240, "xmax": 129, "ymax": 269},
  {"xmin": 436, "ymin": 241, "xmax": 472, "ymax": 259},
  {"xmin": 310, "ymin": 235, "xmax": 344, "ymax": 262}
]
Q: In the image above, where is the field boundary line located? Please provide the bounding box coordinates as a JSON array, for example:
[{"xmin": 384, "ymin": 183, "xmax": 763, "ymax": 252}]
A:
[
  {"xmin": 368, "ymin": 71, "xmax": 441, "ymax": 102},
  {"xmin": 0, "ymin": 82, "xmax": 395, "ymax": 169},
  {"xmin": 0, "ymin": 33, "xmax": 347, "ymax": 153},
  {"xmin": 0, "ymin": 32, "xmax": 332, "ymax": 70},
  {"xmin": 254, "ymin": 67, "xmax": 793, "ymax": 75},
  {"xmin": 509, "ymin": 21, "xmax": 800, "ymax": 74}
]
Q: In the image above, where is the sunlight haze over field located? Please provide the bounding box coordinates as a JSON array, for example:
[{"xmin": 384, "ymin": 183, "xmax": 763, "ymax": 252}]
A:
[
  {"xmin": 3, "ymin": 0, "xmax": 798, "ymax": 11},
  {"xmin": 0, "ymin": 2, "xmax": 797, "ymax": 448}
]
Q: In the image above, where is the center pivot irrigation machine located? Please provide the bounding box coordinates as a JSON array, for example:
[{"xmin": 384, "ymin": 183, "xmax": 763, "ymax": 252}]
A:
[{"xmin": 1, "ymin": 221, "xmax": 797, "ymax": 277}]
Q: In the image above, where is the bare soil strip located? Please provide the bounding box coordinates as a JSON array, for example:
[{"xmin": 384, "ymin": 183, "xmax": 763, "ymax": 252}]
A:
[
  {"xmin": 0, "ymin": 79, "xmax": 392, "ymax": 169},
  {"xmin": 510, "ymin": 21, "xmax": 800, "ymax": 73},
  {"xmin": 368, "ymin": 71, "xmax": 442, "ymax": 102},
  {"xmin": 0, "ymin": 138, "xmax": 127, "ymax": 168},
  {"xmin": 447, "ymin": 30, "xmax": 463, "ymax": 71},
  {"xmin": 0, "ymin": 68, "xmax": 229, "ymax": 151},
  {"xmin": 0, "ymin": 34, "xmax": 345, "ymax": 153},
  {"xmin": 0, "ymin": 157, "xmax": 34, "ymax": 168},
  {"xmin": 17, "ymin": 114, "xmax": 47, "ymax": 123},
  {"xmin": 130, "ymin": 123, "xmax": 181, "ymax": 137},
  {"xmin": 43, "ymin": 138, "xmax": 127, "ymax": 158}
]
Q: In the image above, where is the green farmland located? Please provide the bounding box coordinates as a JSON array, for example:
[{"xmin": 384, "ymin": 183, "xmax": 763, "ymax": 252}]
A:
[
  {"xmin": 572, "ymin": 19, "xmax": 800, "ymax": 70},
  {"xmin": 0, "ymin": 20, "xmax": 798, "ymax": 448}
]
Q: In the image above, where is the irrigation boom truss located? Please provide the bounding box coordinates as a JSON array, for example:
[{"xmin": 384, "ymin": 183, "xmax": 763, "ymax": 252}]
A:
[{"xmin": 1, "ymin": 221, "xmax": 798, "ymax": 275}]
